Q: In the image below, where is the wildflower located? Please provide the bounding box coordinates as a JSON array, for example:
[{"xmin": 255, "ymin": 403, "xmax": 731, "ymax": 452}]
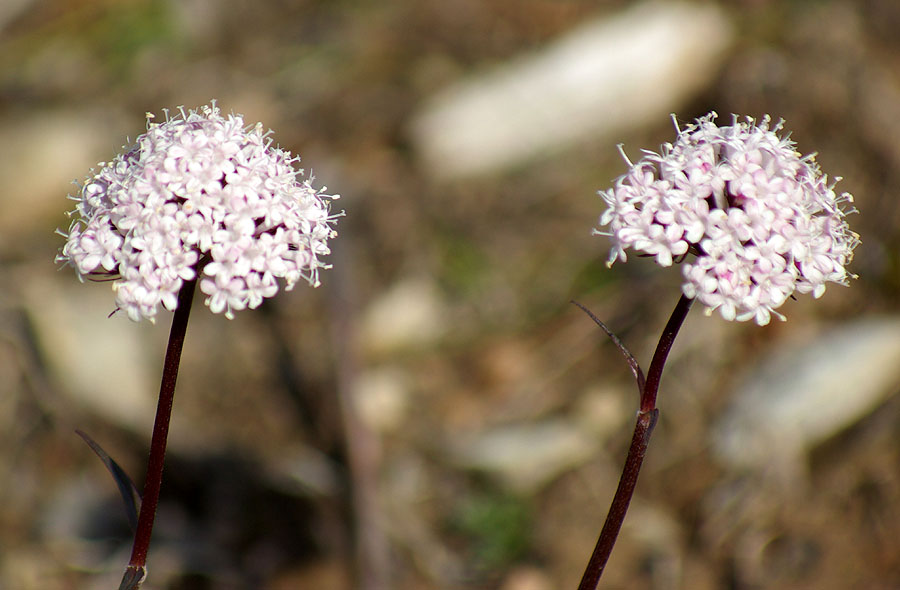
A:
[
  {"xmin": 58, "ymin": 102, "xmax": 340, "ymax": 321},
  {"xmin": 596, "ymin": 112, "xmax": 858, "ymax": 325}
]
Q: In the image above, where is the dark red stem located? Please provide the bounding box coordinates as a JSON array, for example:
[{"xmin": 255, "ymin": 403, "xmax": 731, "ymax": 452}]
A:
[
  {"xmin": 577, "ymin": 294, "xmax": 693, "ymax": 590},
  {"xmin": 120, "ymin": 278, "xmax": 197, "ymax": 589}
]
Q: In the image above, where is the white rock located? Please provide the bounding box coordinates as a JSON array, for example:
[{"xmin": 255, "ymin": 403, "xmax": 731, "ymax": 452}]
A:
[
  {"xmin": 499, "ymin": 566, "xmax": 554, "ymax": 590},
  {"xmin": 0, "ymin": 0, "xmax": 34, "ymax": 36},
  {"xmin": 264, "ymin": 444, "xmax": 340, "ymax": 497},
  {"xmin": 361, "ymin": 278, "xmax": 447, "ymax": 355},
  {"xmin": 24, "ymin": 272, "xmax": 173, "ymax": 438},
  {"xmin": 572, "ymin": 384, "xmax": 630, "ymax": 440},
  {"xmin": 352, "ymin": 366, "xmax": 412, "ymax": 434},
  {"xmin": 449, "ymin": 418, "xmax": 601, "ymax": 493},
  {"xmin": 712, "ymin": 318, "xmax": 900, "ymax": 474},
  {"xmin": 0, "ymin": 109, "xmax": 127, "ymax": 250},
  {"xmin": 410, "ymin": 1, "xmax": 733, "ymax": 179}
]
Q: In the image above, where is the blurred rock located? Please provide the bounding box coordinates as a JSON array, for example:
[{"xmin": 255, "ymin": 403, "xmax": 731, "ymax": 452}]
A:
[
  {"xmin": 0, "ymin": 0, "xmax": 34, "ymax": 37},
  {"xmin": 712, "ymin": 317, "xmax": 900, "ymax": 476},
  {"xmin": 0, "ymin": 547, "xmax": 67, "ymax": 590},
  {"xmin": 265, "ymin": 444, "xmax": 341, "ymax": 497},
  {"xmin": 268, "ymin": 558, "xmax": 350, "ymax": 590},
  {"xmin": 360, "ymin": 277, "xmax": 448, "ymax": 355},
  {"xmin": 410, "ymin": 1, "xmax": 733, "ymax": 179},
  {"xmin": 449, "ymin": 418, "xmax": 600, "ymax": 494},
  {"xmin": 23, "ymin": 271, "xmax": 182, "ymax": 440},
  {"xmin": 352, "ymin": 366, "xmax": 412, "ymax": 434},
  {"xmin": 621, "ymin": 502, "xmax": 684, "ymax": 589},
  {"xmin": 0, "ymin": 108, "xmax": 128, "ymax": 254},
  {"xmin": 499, "ymin": 566, "xmax": 554, "ymax": 590},
  {"xmin": 39, "ymin": 474, "xmax": 122, "ymax": 575},
  {"xmin": 572, "ymin": 384, "xmax": 630, "ymax": 441}
]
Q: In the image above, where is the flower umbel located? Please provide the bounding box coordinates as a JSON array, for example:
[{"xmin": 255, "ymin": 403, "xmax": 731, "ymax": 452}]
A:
[
  {"xmin": 596, "ymin": 112, "xmax": 858, "ymax": 325},
  {"xmin": 58, "ymin": 102, "xmax": 340, "ymax": 321}
]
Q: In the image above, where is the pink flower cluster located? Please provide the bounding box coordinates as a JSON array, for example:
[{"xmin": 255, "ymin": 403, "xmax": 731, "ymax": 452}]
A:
[
  {"xmin": 597, "ymin": 113, "xmax": 858, "ymax": 325},
  {"xmin": 58, "ymin": 103, "xmax": 339, "ymax": 322}
]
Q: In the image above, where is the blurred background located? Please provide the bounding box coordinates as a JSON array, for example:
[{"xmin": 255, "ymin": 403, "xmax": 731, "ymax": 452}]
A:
[{"xmin": 1, "ymin": 0, "xmax": 898, "ymax": 588}]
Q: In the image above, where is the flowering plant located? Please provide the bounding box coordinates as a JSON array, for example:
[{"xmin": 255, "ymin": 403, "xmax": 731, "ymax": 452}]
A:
[
  {"xmin": 57, "ymin": 103, "xmax": 339, "ymax": 589},
  {"xmin": 576, "ymin": 113, "xmax": 857, "ymax": 589},
  {"xmin": 59, "ymin": 102, "xmax": 338, "ymax": 321},
  {"xmin": 597, "ymin": 113, "xmax": 857, "ymax": 324}
]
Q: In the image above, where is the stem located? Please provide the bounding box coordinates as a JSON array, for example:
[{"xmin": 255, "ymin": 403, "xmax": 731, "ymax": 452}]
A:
[
  {"xmin": 577, "ymin": 294, "xmax": 693, "ymax": 590},
  {"xmin": 641, "ymin": 295, "xmax": 694, "ymax": 414},
  {"xmin": 120, "ymin": 278, "xmax": 197, "ymax": 590},
  {"xmin": 328, "ymin": 235, "xmax": 391, "ymax": 590}
]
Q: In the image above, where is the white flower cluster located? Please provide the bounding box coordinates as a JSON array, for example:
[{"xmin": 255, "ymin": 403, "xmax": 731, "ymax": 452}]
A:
[
  {"xmin": 597, "ymin": 113, "xmax": 858, "ymax": 325},
  {"xmin": 58, "ymin": 103, "xmax": 340, "ymax": 322}
]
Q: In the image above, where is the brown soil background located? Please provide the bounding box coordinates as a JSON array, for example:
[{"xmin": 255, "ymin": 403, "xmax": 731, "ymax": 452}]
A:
[{"xmin": 0, "ymin": 1, "xmax": 898, "ymax": 589}]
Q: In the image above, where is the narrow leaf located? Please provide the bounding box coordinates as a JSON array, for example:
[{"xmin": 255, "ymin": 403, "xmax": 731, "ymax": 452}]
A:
[
  {"xmin": 571, "ymin": 300, "xmax": 646, "ymax": 396},
  {"xmin": 76, "ymin": 429, "xmax": 142, "ymax": 532}
]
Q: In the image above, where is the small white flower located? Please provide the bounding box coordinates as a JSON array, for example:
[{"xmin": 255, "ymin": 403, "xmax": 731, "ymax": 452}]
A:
[
  {"xmin": 58, "ymin": 102, "xmax": 341, "ymax": 322},
  {"xmin": 596, "ymin": 112, "xmax": 858, "ymax": 325}
]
